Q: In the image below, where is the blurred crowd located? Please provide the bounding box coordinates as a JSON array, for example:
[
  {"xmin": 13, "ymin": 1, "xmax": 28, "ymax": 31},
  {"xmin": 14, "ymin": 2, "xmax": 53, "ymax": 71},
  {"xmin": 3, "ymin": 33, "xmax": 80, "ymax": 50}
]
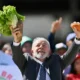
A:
[{"xmin": 0, "ymin": 17, "xmax": 80, "ymax": 80}]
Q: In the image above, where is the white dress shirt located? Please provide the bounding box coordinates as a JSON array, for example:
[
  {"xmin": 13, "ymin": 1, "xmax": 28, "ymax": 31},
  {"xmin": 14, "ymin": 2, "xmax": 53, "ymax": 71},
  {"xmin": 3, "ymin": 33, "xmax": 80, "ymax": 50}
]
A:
[{"xmin": 33, "ymin": 58, "xmax": 51, "ymax": 80}]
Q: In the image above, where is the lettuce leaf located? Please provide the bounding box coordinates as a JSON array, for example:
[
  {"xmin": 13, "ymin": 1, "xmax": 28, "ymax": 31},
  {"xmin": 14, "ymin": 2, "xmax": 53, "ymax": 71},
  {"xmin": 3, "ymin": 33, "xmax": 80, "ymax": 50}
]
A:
[{"xmin": 0, "ymin": 5, "xmax": 25, "ymax": 36}]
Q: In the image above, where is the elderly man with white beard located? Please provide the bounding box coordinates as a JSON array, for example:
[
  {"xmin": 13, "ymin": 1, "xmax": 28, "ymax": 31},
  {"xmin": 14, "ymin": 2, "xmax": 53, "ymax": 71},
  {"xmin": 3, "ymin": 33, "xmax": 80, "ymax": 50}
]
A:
[{"xmin": 11, "ymin": 20, "xmax": 80, "ymax": 80}]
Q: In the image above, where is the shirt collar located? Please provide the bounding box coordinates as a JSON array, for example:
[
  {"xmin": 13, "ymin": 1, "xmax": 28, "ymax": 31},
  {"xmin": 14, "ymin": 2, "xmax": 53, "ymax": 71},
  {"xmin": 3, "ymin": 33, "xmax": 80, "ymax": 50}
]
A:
[{"xmin": 33, "ymin": 57, "xmax": 43, "ymax": 65}]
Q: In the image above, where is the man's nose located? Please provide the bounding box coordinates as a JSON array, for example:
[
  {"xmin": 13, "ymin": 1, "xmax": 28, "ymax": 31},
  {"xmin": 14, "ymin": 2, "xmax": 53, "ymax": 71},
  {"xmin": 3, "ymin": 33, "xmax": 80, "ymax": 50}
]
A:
[{"xmin": 39, "ymin": 45, "xmax": 43, "ymax": 48}]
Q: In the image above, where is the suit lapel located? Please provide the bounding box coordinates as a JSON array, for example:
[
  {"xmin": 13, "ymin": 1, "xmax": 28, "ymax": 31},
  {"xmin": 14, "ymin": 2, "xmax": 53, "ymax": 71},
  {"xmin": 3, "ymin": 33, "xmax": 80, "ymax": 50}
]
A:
[{"xmin": 36, "ymin": 63, "xmax": 40, "ymax": 77}]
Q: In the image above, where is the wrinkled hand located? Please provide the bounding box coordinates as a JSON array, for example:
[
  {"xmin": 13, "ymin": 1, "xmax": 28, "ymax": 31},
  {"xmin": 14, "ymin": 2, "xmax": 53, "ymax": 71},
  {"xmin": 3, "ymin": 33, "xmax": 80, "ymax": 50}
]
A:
[
  {"xmin": 71, "ymin": 22, "xmax": 80, "ymax": 38},
  {"xmin": 10, "ymin": 21, "xmax": 23, "ymax": 43},
  {"xmin": 51, "ymin": 17, "xmax": 62, "ymax": 33}
]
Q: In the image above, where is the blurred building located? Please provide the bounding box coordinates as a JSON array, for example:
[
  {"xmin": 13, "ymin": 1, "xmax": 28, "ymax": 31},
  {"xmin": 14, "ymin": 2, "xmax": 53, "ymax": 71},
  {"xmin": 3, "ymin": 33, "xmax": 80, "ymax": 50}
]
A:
[{"xmin": 0, "ymin": 0, "xmax": 80, "ymax": 43}]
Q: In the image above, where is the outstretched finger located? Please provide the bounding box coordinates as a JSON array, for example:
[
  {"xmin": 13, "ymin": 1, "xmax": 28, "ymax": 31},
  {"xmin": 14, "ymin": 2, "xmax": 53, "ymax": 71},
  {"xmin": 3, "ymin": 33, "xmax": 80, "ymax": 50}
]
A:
[{"xmin": 58, "ymin": 17, "xmax": 62, "ymax": 23}]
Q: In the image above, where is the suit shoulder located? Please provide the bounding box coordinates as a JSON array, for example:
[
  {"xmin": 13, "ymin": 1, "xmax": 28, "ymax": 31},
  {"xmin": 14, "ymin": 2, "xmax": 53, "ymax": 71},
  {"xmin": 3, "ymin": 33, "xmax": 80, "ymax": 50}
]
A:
[{"xmin": 52, "ymin": 53, "xmax": 60, "ymax": 58}]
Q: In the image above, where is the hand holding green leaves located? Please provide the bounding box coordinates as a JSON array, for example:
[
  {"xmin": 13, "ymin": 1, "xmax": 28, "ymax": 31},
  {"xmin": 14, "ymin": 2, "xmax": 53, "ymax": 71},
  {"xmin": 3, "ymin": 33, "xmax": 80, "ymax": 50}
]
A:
[{"xmin": 0, "ymin": 5, "xmax": 25, "ymax": 36}]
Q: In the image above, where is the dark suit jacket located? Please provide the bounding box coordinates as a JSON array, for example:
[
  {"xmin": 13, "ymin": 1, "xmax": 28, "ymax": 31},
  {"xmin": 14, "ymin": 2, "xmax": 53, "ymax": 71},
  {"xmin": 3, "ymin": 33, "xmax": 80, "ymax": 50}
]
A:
[
  {"xmin": 12, "ymin": 42, "xmax": 80, "ymax": 80},
  {"xmin": 48, "ymin": 32, "xmax": 55, "ymax": 53}
]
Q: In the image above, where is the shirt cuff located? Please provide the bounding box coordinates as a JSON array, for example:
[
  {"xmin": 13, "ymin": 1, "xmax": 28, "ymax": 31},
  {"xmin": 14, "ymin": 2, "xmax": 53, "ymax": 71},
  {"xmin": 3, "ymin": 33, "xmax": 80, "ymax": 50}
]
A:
[
  {"xmin": 13, "ymin": 42, "xmax": 20, "ymax": 46},
  {"xmin": 74, "ymin": 38, "xmax": 80, "ymax": 45}
]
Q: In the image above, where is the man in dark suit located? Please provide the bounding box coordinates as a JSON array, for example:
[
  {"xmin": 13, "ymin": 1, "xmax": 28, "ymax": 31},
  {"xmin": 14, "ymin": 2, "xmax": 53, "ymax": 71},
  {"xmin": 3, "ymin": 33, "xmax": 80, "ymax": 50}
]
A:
[{"xmin": 11, "ymin": 21, "xmax": 80, "ymax": 80}]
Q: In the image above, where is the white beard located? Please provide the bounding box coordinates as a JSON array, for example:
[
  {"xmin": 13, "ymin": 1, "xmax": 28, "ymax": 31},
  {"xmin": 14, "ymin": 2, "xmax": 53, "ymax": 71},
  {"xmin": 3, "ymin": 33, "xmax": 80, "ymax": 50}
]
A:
[{"xmin": 33, "ymin": 52, "xmax": 49, "ymax": 59}]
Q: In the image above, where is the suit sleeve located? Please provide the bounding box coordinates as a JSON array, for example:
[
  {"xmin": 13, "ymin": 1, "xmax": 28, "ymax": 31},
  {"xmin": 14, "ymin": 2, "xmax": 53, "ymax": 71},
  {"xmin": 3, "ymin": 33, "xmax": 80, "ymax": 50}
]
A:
[
  {"xmin": 48, "ymin": 32, "xmax": 55, "ymax": 53},
  {"xmin": 61, "ymin": 41, "xmax": 80, "ymax": 69},
  {"xmin": 11, "ymin": 43, "xmax": 27, "ymax": 74}
]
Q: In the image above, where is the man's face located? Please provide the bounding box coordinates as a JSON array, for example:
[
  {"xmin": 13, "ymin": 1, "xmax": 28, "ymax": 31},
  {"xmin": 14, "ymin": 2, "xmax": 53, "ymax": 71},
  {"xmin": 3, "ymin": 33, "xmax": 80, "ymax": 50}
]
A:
[
  {"xmin": 5, "ymin": 49, "xmax": 12, "ymax": 56},
  {"xmin": 57, "ymin": 48, "xmax": 66, "ymax": 56},
  {"xmin": 74, "ymin": 58, "xmax": 80, "ymax": 74},
  {"xmin": 32, "ymin": 39, "xmax": 50, "ymax": 60},
  {"xmin": 22, "ymin": 42, "xmax": 32, "ymax": 54}
]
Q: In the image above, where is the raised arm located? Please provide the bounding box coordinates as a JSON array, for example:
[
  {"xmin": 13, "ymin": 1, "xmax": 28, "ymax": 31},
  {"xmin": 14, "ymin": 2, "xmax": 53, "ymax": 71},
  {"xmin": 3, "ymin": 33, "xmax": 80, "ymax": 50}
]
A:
[
  {"xmin": 48, "ymin": 32, "xmax": 55, "ymax": 53},
  {"xmin": 10, "ymin": 21, "xmax": 27, "ymax": 74},
  {"xmin": 48, "ymin": 17, "xmax": 62, "ymax": 53},
  {"xmin": 62, "ymin": 22, "xmax": 80, "ymax": 69}
]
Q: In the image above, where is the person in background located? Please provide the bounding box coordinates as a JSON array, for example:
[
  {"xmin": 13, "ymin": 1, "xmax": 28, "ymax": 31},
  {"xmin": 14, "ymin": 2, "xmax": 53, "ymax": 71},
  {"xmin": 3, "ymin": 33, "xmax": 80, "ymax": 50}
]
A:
[
  {"xmin": 48, "ymin": 18, "xmax": 78, "ymax": 79},
  {"xmin": 48, "ymin": 18, "xmax": 62, "ymax": 53},
  {"xmin": 0, "ymin": 50, "xmax": 23, "ymax": 80},
  {"xmin": 55, "ymin": 42, "xmax": 67, "ymax": 56},
  {"xmin": 55, "ymin": 42, "xmax": 67, "ymax": 80},
  {"xmin": 66, "ymin": 53, "xmax": 80, "ymax": 80},
  {"xmin": 2, "ymin": 43, "xmax": 12, "ymax": 56},
  {"xmin": 20, "ymin": 36, "xmax": 32, "ymax": 56},
  {"xmin": 66, "ymin": 33, "xmax": 76, "ymax": 48}
]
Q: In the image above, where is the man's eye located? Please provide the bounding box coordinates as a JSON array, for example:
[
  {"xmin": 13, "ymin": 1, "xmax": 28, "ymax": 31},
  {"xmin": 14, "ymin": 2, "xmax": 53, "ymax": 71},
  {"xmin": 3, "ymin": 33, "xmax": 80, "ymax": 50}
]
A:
[
  {"xmin": 36, "ymin": 44, "xmax": 40, "ymax": 47},
  {"xmin": 43, "ymin": 44, "xmax": 46, "ymax": 47}
]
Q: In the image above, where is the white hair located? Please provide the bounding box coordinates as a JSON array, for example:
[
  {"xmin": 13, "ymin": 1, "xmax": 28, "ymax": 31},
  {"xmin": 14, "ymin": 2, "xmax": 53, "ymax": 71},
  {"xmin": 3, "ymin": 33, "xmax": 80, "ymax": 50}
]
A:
[
  {"xmin": 32, "ymin": 37, "xmax": 50, "ymax": 59},
  {"xmin": 32, "ymin": 37, "xmax": 50, "ymax": 49}
]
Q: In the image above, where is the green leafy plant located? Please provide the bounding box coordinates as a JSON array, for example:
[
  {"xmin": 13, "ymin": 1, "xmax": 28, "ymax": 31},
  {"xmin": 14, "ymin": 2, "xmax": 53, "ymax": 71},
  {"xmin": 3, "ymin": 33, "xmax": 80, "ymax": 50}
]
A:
[{"xmin": 0, "ymin": 5, "xmax": 25, "ymax": 36}]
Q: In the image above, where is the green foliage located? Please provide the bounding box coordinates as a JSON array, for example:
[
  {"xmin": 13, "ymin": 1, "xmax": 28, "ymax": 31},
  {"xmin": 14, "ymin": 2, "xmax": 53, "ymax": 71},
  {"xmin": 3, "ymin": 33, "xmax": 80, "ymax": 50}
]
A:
[{"xmin": 0, "ymin": 5, "xmax": 25, "ymax": 36}]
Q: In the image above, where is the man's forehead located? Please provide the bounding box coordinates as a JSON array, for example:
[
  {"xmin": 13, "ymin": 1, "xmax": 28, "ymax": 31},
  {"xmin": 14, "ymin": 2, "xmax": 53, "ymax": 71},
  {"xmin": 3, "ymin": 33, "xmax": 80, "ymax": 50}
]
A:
[
  {"xmin": 35, "ymin": 40, "xmax": 47, "ymax": 44},
  {"xmin": 33, "ymin": 39, "xmax": 49, "ymax": 46},
  {"xmin": 32, "ymin": 37, "xmax": 50, "ymax": 48}
]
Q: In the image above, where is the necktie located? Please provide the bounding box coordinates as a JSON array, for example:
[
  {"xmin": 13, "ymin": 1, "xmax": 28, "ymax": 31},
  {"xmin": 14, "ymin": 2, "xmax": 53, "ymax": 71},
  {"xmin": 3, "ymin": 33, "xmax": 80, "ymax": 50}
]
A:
[{"xmin": 39, "ymin": 65, "xmax": 46, "ymax": 80}]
